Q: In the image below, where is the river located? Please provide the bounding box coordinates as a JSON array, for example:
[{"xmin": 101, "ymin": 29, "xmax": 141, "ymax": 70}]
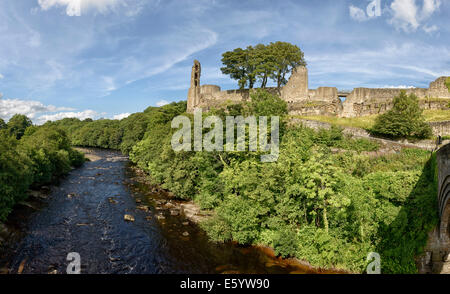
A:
[{"xmin": 0, "ymin": 148, "xmax": 330, "ymax": 274}]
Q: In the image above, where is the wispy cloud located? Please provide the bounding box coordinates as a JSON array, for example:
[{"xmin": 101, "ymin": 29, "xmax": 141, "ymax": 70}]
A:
[{"xmin": 37, "ymin": 0, "xmax": 151, "ymax": 17}]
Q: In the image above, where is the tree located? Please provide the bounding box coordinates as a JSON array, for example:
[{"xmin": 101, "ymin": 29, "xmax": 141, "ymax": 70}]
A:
[
  {"xmin": 370, "ymin": 91, "xmax": 432, "ymax": 139},
  {"xmin": 221, "ymin": 42, "xmax": 306, "ymax": 90},
  {"xmin": 446, "ymin": 77, "xmax": 450, "ymax": 92},
  {"xmin": 221, "ymin": 46, "xmax": 258, "ymax": 89},
  {"xmin": 268, "ymin": 42, "xmax": 307, "ymax": 89},
  {"xmin": 254, "ymin": 44, "xmax": 277, "ymax": 88},
  {"xmin": 7, "ymin": 114, "xmax": 33, "ymax": 139},
  {"xmin": 0, "ymin": 118, "xmax": 6, "ymax": 130}
]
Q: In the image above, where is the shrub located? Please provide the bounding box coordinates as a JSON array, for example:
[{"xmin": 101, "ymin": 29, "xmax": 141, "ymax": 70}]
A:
[{"xmin": 370, "ymin": 91, "xmax": 432, "ymax": 139}]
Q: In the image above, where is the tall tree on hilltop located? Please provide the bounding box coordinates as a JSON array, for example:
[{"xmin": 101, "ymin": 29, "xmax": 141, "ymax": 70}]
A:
[
  {"xmin": 269, "ymin": 42, "xmax": 307, "ymax": 89},
  {"xmin": 221, "ymin": 46, "xmax": 258, "ymax": 89},
  {"xmin": 254, "ymin": 44, "xmax": 277, "ymax": 88},
  {"xmin": 220, "ymin": 42, "xmax": 306, "ymax": 90}
]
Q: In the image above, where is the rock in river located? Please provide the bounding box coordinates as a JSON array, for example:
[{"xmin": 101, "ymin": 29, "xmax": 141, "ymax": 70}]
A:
[{"xmin": 124, "ymin": 214, "xmax": 135, "ymax": 222}]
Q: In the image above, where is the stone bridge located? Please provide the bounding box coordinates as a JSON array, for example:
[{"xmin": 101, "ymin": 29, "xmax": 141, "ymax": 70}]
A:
[
  {"xmin": 417, "ymin": 143, "xmax": 450, "ymax": 273},
  {"xmin": 420, "ymin": 143, "xmax": 450, "ymax": 273},
  {"xmin": 437, "ymin": 143, "xmax": 450, "ymax": 251}
]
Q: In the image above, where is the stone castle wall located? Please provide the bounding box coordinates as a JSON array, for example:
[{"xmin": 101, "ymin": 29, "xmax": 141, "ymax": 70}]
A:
[{"xmin": 186, "ymin": 60, "xmax": 450, "ymax": 118}]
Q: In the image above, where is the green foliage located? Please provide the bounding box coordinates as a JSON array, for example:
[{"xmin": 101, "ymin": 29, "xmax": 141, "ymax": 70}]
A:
[
  {"xmin": 39, "ymin": 91, "xmax": 437, "ymax": 273},
  {"xmin": 221, "ymin": 42, "xmax": 306, "ymax": 89},
  {"xmin": 446, "ymin": 77, "xmax": 450, "ymax": 92},
  {"xmin": 0, "ymin": 123, "xmax": 85, "ymax": 221},
  {"xmin": 47, "ymin": 101, "xmax": 187, "ymax": 155},
  {"xmin": 370, "ymin": 91, "xmax": 432, "ymax": 139},
  {"xmin": 7, "ymin": 114, "xmax": 33, "ymax": 139},
  {"xmin": 268, "ymin": 41, "xmax": 307, "ymax": 89},
  {"xmin": 127, "ymin": 95, "xmax": 437, "ymax": 273},
  {"xmin": 0, "ymin": 131, "xmax": 32, "ymax": 221},
  {"xmin": 249, "ymin": 89, "xmax": 288, "ymax": 117},
  {"xmin": 221, "ymin": 47, "xmax": 258, "ymax": 89},
  {"xmin": 0, "ymin": 118, "xmax": 6, "ymax": 130}
]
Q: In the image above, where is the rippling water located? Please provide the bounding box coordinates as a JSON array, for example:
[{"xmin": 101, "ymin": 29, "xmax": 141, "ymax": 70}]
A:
[{"xmin": 0, "ymin": 149, "xmax": 328, "ymax": 274}]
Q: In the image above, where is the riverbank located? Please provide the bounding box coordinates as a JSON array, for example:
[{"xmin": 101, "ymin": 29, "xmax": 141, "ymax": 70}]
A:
[
  {"xmin": 128, "ymin": 165, "xmax": 351, "ymax": 274},
  {"xmin": 2, "ymin": 148, "xmax": 347, "ymax": 274}
]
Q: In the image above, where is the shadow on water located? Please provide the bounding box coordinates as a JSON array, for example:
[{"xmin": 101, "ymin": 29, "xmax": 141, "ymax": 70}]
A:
[
  {"xmin": 374, "ymin": 153, "xmax": 440, "ymax": 273},
  {"xmin": 0, "ymin": 148, "xmax": 334, "ymax": 274}
]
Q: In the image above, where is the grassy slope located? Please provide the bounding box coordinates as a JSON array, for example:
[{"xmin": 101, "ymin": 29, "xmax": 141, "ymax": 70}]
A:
[{"xmin": 296, "ymin": 109, "xmax": 450, "ymax": 130}]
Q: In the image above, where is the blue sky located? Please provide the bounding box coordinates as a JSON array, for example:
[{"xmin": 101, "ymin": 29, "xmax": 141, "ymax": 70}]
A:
[{"xmin": 0, "ymin": 0, "xmax": 449, "ymax": 124}]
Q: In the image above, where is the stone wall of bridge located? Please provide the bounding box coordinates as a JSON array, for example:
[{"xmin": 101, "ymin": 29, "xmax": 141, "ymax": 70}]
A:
[{"xmin": 418, "ymin": 144, "xmax": 450, "ymax": 273}]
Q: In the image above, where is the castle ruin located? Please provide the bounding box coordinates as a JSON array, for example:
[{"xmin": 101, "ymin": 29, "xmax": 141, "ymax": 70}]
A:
[{"xmin": 187, "ymin": 60, "xmax": 450, "ymax": 117}]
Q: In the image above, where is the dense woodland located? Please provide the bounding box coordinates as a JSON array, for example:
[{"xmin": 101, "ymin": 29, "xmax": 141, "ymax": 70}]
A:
[
  {"xmin": 0, "ymin": 91, "xmax": 439, "ymax": 273},
  {"xmin": 0, "ymin": 114, "xmax": 84, "ymax": 221}
]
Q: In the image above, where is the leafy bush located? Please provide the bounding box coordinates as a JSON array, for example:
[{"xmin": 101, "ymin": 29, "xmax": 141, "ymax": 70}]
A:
[{"xmin": 370, "ymin": 91, "xmax": 432, "ymax": 139}]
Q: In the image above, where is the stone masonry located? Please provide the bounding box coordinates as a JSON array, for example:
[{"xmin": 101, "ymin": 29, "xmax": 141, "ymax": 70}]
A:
[{"xmin": 187, "ymin": 60, "xmax": 450, "ymax": 119}]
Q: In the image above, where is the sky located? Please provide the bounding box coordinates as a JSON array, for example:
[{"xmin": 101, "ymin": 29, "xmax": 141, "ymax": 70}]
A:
[{"xmin": 0, "ymin": 0, "xmax": 449, "ymax": 124}]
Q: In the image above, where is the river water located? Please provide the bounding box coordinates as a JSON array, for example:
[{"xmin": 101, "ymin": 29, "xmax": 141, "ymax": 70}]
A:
[{"xmin": 0, "ymin": 149, "xmax": 328, "ymax": 274}]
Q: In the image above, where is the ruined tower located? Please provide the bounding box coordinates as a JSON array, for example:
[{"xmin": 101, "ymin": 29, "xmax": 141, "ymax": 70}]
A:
[
  {"xmin": 281, "ymin": 66, "xmax": 309, "ymax": 102},
  {"xmin": 187, "ymin": 60, "xmax": 201, "ymax": 113}
]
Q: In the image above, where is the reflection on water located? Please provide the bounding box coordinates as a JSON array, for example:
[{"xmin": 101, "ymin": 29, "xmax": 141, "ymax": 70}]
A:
[{"xmin": 0, "ymin": 149, "xmax": 335, "ymax": 274}]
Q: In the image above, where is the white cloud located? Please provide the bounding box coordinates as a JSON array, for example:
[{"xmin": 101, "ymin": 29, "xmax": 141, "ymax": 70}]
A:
[
  {"xmin": 112, "ymin": 112, "xmax": 131, "ymax": 120},
  {"xmin": 389, "ymin": 0, "xmax": 441, "ymax": 32},
  {"xmin": 389, "ymin": 0, "xmax": 420, "ymax": 31},
  {"xmin": 156, "ymin": 100, "xmax": 169, "ymax": 107},
  {"xmin": 36, "ymin": 109, "xmax": 99, "ymax": 124},
  {"xmin": 0, "ymin": 97, "xmax": 74, "ymax": 121},
  {"xmin": 0, "ymin": 96, "xmax": 104, "ymax": 125},
  {"xmin": 0, "ymin": 73, "xmax": 3, "ymax": 79},
  {"xmin": 349, "ymin": 5, "xmax": 368, "ymax": 22},
  {"xmin": 422, "ymin": 0, "xmax": 441, "ymax": 19},
  {"xmin": 381, "ymin": 85, "xmax": 416, "ymax": 89},
  {"xmin": 37, "ymin": 0, "xmax": 149, "ymax": 17}
]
